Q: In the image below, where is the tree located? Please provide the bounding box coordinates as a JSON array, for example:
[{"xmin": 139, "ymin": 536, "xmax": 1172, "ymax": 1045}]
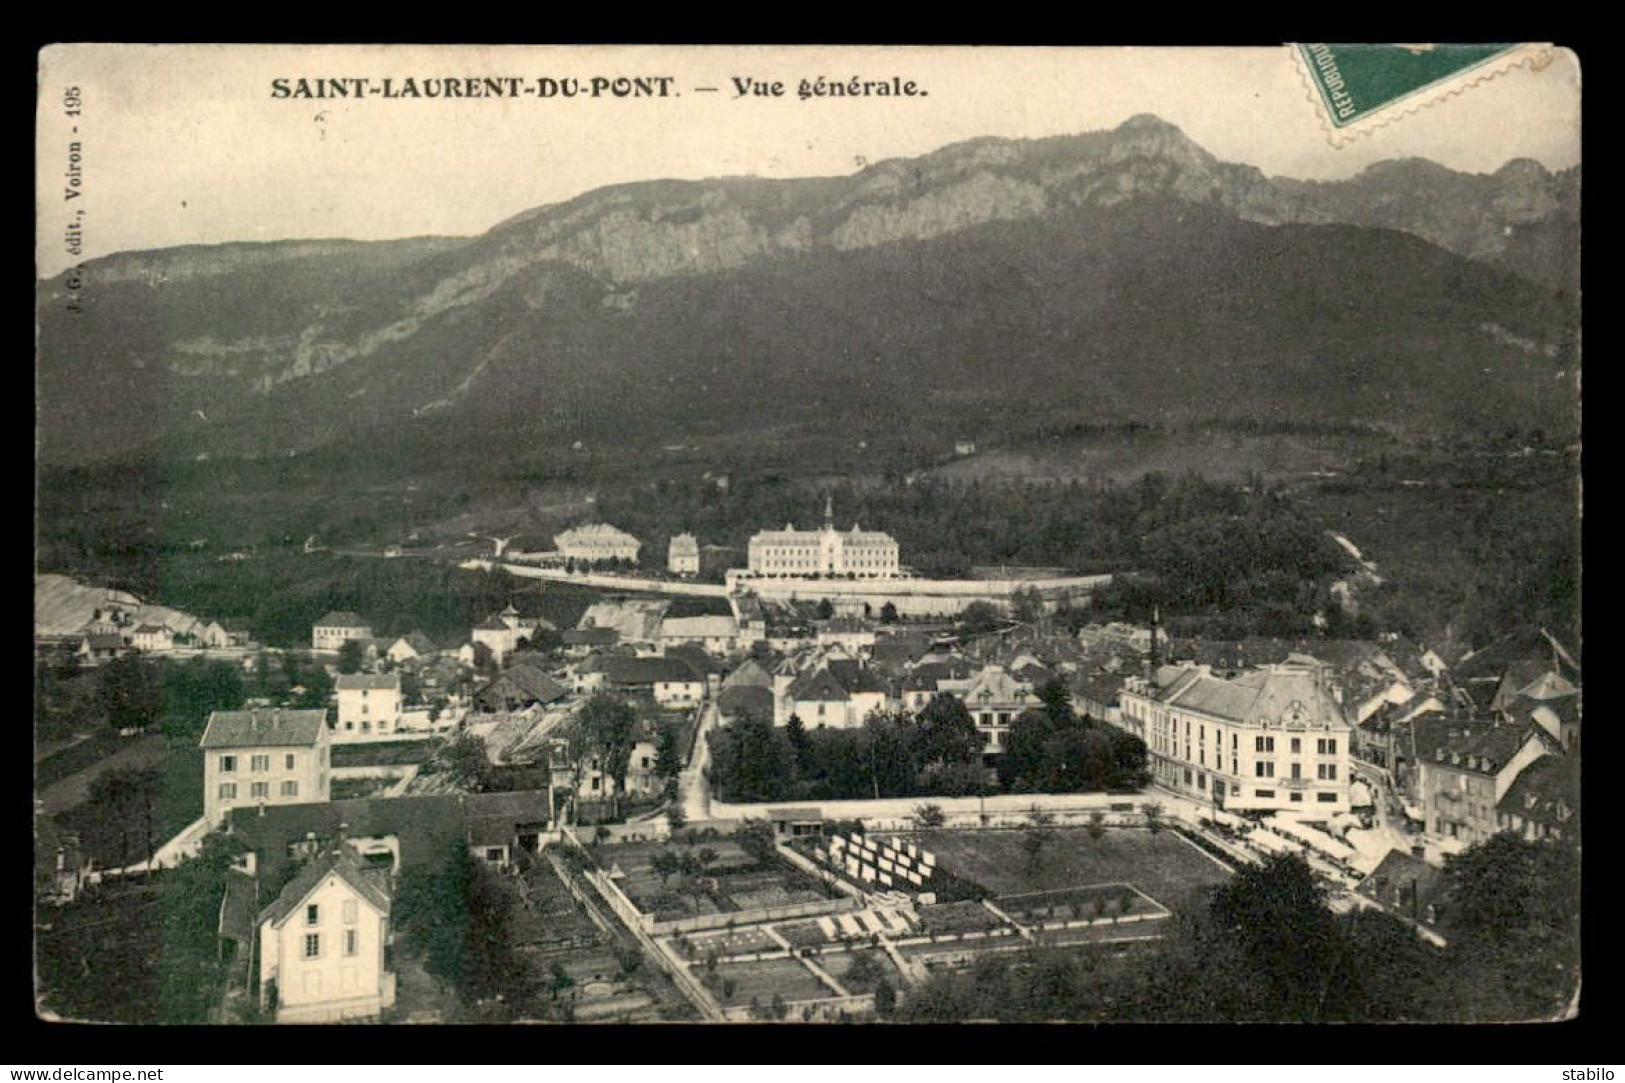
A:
[
  {"xmin": 578, "ymin": 693, "xmax": 639, "ymax": 819},
  {"xmin": 873, "ymin": 977, "xmax": 897, "ymax": 1018},
  {"xmin": 87, "ymin": 765, "xmax": 162, "ymax": 866},
  {"xmin": 1011, "ymin": 586, "xmax": 1045, "ymax": 625},
  {"xmin": 1086, "ymin": 809, "xmax": 1107, "ymax": 841},
  {"xmin": 665, "ymin": 805, "xmax": 688, "ymax": 834},
  {"xmin": 959, "ymin": 601, "xmax": 1003, "ymax": 636},
  {"xmin": 879, "ymin": 602, "xmax": 899, "ymax": 625},
  {"xmin": 1035, "ymin": 677, "xmax": 1076, "ymax": 728},
  {"xmin": 1143, "ymin": 801, "xmax": 1165, "ymax": 834},
  {"xmin": 816, "ymin": 598, "xmax": 835, "ymax": 621},
  {"xmin": 337, "ymin": 639, "xmax": 365, "ymax": 675},
  {"xmin": 97, "ymin": 655, "xmax": 161, "ymax": 733},
  {"xmin": 784, "ymin": 713, "xmax": 810, "ymax": 775},
  {"xmin": 916, "ymin": 694, "xmax": 982, "ymax": 767},
  {"xmin": 655, "ymin": 721, "xmax": 682, "ymax": 780},
  {"xmin": 912, "ymin": 803, "xmax": 948, "ymax": 829},
  {"xmin": 441, "ymin": 732, "xmax": 493, "ymax": 791},
  {"xmin": 1435, "ymin": 833, "xmax": 1580, "ymax": 1021}
]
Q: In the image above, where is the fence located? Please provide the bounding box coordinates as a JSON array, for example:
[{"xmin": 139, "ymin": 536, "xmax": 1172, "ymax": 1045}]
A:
[
  {"xmin": 651, "ymin": 894, "xmax": 858, "ymax": 937},
  {"xmin": 722, "ymin": 992, "xmax": 876, "ymax": 1023}
]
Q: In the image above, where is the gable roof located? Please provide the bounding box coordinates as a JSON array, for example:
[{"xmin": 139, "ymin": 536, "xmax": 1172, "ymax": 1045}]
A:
[
  {"xmin": 475, "ymin": 665, "xmax": 570, "ymax": 708},
  {"xmin": 314, "ymin": 611, "xmax": 370, "ymax": 629},
  {"xmin": 1418, "ymin": 720, "xmax": 1546, "ymax": 776},
  {"xmin": 563, "ymin": 627, "xmax": 621, "ymax": 647},
  {"xmin": 201, "ymin": 709, "xmax": 327, "ymax": 749},
  {"xmin": 1356, "ymin": 848, "xmax": 1445, "ymax": 913},
  {"xmin": 1157, "ymin": 665, "xmax": 1346, "ymax": 728},
  {"xmin": 257, "ymin": 844, "xmax": 392, "ymax": 928},
  {"xmin": 1497, "ymin": 755, "xmax": 1579, "ymax": 829},
  {"xmin": 336, "ymin": 673, "xmax": 400, "ymax": 692},
  {"xmin": 602, "ymin": 655, "xmax": 703, "ymax": 686},
  {"xmin": 787, "ymin": 668, "xmax": 851, "ymax": 703}
]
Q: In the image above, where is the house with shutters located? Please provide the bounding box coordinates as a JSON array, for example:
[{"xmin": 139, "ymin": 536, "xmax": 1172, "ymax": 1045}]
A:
[
  {"xmin": 255, "ymin": 842, "xmax": 395, "ymax": 1023},
  {"xmin": 1414, "ymin": 720, "xmax": 1556, "ymax": 847},
  {"xmin": 1495, "ymin": 754, "xmax": 1579, "ymax": 844},
  {"xmin": 957, "ymin": 664, "xmax": 1043, "ymax": 754},
  {"xmin": 333, "ymin": 673, "xmax": 403, "ymax": 742},
  {"xmin": 201, "ymin": 709, "xmax": 332, "ymax": 827},
  {"xmin": 1117, "ymin": 661, "xmax": 1355, "ymax": 814}
]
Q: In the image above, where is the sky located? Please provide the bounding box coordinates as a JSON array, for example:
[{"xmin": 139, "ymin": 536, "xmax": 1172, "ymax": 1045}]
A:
[{"xmin": 36, "ymin": 44, "xmax": 1581, "ymax": 278}]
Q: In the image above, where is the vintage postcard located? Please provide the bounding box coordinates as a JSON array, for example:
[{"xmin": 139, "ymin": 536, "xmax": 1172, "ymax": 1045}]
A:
[{"xmin": 34, "ymin": 44, "xmax": 1580, "ymax": 1028}]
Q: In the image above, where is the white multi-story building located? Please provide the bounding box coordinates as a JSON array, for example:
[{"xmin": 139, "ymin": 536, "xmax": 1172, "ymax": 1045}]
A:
[
  {"xmin": 200, "ymin": 709, "xmax": 332, "ymax": 826},
  {"xmin": 668, "ymin": 533, "xmax": 700, "ymax": 576},
  {"xmin": 256, "ymin": 842, "xmax": 394, "ymax": 1023},
  {"xmin": 333, "ymin": 673, "xmax": 403, "ymax": 742},
  {"xmin": 747, "ymin": 497, "xmax": 899, "ymax": 578},
  {"xmin": 311, "ymin": 612, "xmax": 373, "ymax": 653},
  {"xmin": 555, "ymin": 523, "xmax": 641, "ymax": 564},
  {"xmin": 1117, "ymin": 662, "xmax": 1354, "ymax": 815}
]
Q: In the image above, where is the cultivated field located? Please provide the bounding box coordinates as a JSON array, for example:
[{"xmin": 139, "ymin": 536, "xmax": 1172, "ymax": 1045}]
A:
[
  {"xmin": 599, "ymin": 839, "xmax": 832, "ymax": 924},
  {"xmin": 903, "ymin": 827, "xmax": 1231, "ymax": 913}
]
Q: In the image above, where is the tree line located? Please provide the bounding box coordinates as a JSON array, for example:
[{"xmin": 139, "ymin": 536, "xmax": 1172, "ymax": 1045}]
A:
[
  {"xmin": 896, "ymin": 834, "xmax": 1579, "ymax": 1023},
  {"xmin": 708, "ymin": 680, "xmax": 1149, "ymax": 804}
]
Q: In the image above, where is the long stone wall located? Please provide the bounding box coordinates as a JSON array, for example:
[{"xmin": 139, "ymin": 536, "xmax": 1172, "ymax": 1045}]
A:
[{"xmin": 727, "ymin": 572, "xmax": 1113, "ymax": 617}]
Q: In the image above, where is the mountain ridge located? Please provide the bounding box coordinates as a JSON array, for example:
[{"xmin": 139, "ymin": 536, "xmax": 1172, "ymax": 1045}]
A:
[{"xmin": 36, "ymin": 115, "xmax": 1579, "ymax": 468}]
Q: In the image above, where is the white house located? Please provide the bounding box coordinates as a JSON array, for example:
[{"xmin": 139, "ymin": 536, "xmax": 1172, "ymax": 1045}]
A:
[
  {"xmin": 555, "ymin": 523, "xmax": 641, "ymax": 565},
  {"xmin": 659, "ymin": 614, "xmax": 739, "ymax": 655},
  {"xmin": 311, "ymin": 612, "xmax": 373, "ymax": 653},
  {"xmin": 333, "ymin": 673, "xmax": 403, "ymax": 742},
  {"xmin": 200, "ymin": 709, "xmax": 332, "ymax": 827},
  {"xmin": 957, "ymin": 664, "xmax": 1042, "ymax": 754},
  {"xmin": 668, "ymin": 533, "xmax": 700, "ymax": 576},
  {"xmin": 129, "ymin": 624, "xmax": 175, "ymax": 653},
  {"xmin": 1117, "ymin": 661, "xmax": 1355, "ymax": 815},
  {"xmin": 256, "ymin": 843, "xmax": 395, "ymax": 1023},
  {"xmin": 384, "ymin": 631, "xmax": 437, "ymax": 665}
]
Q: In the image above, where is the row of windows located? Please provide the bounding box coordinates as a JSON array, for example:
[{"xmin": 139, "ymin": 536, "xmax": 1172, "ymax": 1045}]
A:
[
  {"xmin": 302, "ymin": 929, "xmax": 360, "ymax": 959},
  {"xmin": 221, "ymin": 753, "xmax": 301, "ymax": 772},
  {"xmin": 1177, "ymin": 769, "xmax": 1342, "ymax": 804},
  {"xmin": 306, "ymin": 901, "xmax": 359, "ymax": 925},
  {"xmin": 219, "ymin": 781, "xmax": 299, "ymax": 799}
]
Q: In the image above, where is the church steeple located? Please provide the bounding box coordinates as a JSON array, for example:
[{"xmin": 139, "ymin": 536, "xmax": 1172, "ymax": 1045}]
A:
[{"xmin": 824, "ymin": 493, "xmax": 834, "ymax": 531}]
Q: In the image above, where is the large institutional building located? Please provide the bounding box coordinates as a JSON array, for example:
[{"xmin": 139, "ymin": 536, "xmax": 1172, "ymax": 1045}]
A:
[
  {"xmin": 554, "ymin": 523, "xmax": 641, "ymax": 564},
  {"xmin": 747, "ymin": 498, "xmax": 900, "ymax": 578},
  {"xmin": 1117, "ymin": 661, "xmax": 1355, "ymax": 814}
]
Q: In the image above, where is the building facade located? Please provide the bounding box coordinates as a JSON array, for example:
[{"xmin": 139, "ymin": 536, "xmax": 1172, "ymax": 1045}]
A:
[
  {"xmin": 1118, "ymin": 662, "xmax": 1355, "ymax": 815},
  {"xmin": 312, "ymin": 612, "xmax": 373, "ymax": 653},
  {"xmin": 555, "ymin": 523, "xmax": 641, "ymax": 564},
  {"xmin": 257, "ymin": 845, "xmax": 394, "ymax": 1023},
  {"xmin": 668, "ymin": 533, "xmax": 700, "ymax": 576},
  {"xmin": 334, "ymin": 673, "xmax": 403, "ymax": 742},
  {"xmin": 201, "ymin": 709, "xmax": 332, "ymax": 826},
  {"xmin": 747, "ymin": 498, "xmax": 899, "ymax": 578}
]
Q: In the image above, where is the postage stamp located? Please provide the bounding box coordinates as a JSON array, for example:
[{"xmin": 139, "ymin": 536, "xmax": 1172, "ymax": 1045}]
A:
[{"xmin": 1291, "ymin": 43, "xmax": 1559, "ymax": 145}]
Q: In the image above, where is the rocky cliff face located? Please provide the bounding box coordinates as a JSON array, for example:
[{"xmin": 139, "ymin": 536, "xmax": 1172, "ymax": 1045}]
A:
[{"xmin": 36, "ymin": 114, "xmax": 1578, "ymax": 466}]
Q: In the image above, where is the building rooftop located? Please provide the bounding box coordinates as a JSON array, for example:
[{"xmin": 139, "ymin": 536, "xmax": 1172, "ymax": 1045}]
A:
[
  {"xmin": 336, "ymin": 673, "xmax": 401, "ymax": 692},
  {"xmin": 314, "ymin": 611, "xmax": 370, "ymax": 629},
  {"xmin": 257, "ymin": 844, "xmax": 392, "ymax": 929},
  {"xmin": 201, "ymin": 709, "xmax": 328, "ymax": 749}
]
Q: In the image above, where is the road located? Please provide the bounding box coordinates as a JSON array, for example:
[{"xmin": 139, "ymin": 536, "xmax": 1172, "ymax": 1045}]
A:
[{"xmin": 678, "ymin": 699, "xmax": 718, "ymax": 822}]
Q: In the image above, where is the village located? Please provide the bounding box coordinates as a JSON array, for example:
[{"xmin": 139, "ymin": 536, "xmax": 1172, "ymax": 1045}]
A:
[{"xmin": 33, "ymin": 502, "xmax": 1580, "ymax": 1025}]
